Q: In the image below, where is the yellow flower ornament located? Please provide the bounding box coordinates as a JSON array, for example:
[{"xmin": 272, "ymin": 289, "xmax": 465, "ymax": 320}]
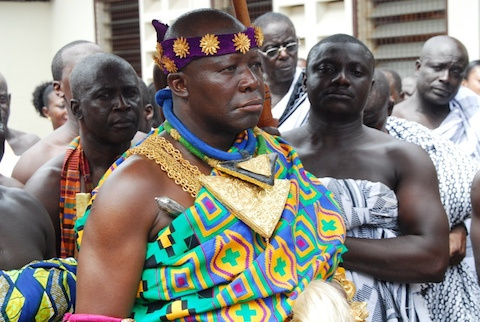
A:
[{"xmin": 152, "ymin": 19, "xmax": 264, "ymax": 74}]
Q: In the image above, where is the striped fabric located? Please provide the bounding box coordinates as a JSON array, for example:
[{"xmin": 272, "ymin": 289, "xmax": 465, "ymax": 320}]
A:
[
  {"xmin": 0, "ymin": 258, "xmax": 77, "ymax": 322},
  {"xmin": 59, "ymin": 137, "xmax": 92, "ymax": 258},
  {"xmin": 320, "ymin": 177, "xmax": 431, "ymax": 322},
  {"xmin": 75, "ymin": 127, "xmax": 346, "ymax": 321}
]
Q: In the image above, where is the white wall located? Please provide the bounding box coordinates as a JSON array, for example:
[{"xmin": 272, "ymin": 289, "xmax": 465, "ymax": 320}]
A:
[
  {"xmin": 0, "ymin": 0, "xmax": 95, "ymax": 139},
  {"xmin": 447, "ymin": 0, "xmax": 480, "ymax": 60}
]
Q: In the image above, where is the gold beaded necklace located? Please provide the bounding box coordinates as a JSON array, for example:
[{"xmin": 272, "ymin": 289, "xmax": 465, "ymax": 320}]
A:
[{"xmin": 128, "ymin": 134, "xmax": 203, "ymax": 198}]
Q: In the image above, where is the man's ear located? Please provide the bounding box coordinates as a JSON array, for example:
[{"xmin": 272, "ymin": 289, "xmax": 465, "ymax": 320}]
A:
[
  {"xmin": 41, "ymin": 106, "xmax": 50, "ymax": 118},
  {"xmin": 71, "ymin": 99, "xmax": 81, "ymax": 119},
  {"xmin": 167, "ymin": 72, "xmax": 188, "ymax": 98},
  {"xmin": 144, "ymin": 104, "xmax": 154, "ymax": 121},
  {"xmin": 415, "ymin": 59, "xmax": 422, "ymax": 74},
  {"xmin": 53, "ymin": 81, "xmax": 65, "ymax": 98},
  {"xmin": 302, "ymin": 72, "xmax": 307, "ymax": 91}
]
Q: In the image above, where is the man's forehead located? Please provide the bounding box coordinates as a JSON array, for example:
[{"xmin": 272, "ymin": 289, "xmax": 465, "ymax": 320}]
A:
[
  {"xmin": 314, "ymin": 43, "xmax": 372, "ymax": 62},
  {"xmin": 422, "ymin": 53, "xmax": 468, "ymax": 64}
]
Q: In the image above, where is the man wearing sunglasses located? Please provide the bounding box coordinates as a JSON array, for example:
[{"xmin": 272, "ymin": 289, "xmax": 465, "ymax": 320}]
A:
[{"xmin": 254, "ymin": 12, "xmax": 310, "ymax": 133}]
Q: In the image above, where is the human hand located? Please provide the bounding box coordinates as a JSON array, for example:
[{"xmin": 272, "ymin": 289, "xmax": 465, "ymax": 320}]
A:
[{"xmin": 449, "ymin": 223, "xmax": 467, "ymax": 266}]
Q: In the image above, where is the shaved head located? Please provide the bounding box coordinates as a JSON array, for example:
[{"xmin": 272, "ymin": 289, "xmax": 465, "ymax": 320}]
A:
[
  {"xmin": 165, "ymin": 8, "xmax": 245, "ymax": 40},
  {"xmin": 420, "ymin": 35, "xmax": 468, "ymax": 65}
]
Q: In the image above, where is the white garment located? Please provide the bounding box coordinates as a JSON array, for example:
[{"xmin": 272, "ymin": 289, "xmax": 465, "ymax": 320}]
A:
[
  {"xmin": 271, "ymin": 67, "xmax": 310, "ymax": 132},
  {"xmin": 433, "ymin": 86, "xmax": 480, "ymax": 160},
  {"xmin": 0, "ymin": 140, "xmax": 20, "ymax": 177},
  {"xmin": 431, "ymin": 86, "xmax": 480, "ymax": 278}
]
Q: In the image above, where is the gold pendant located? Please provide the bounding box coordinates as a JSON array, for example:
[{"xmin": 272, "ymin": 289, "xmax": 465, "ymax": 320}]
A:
[
  {"xmin": 199, "ymin": 175, "xmax": 290, "ymax": 238},
  {"xmin": 215, "ymin": 153, "xmax": 278, "ymax": 189}
]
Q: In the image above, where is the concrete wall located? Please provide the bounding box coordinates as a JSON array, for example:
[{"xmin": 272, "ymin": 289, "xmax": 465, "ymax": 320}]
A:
[{"xmin": 0, "ymin": 0, "xmax": 95, "ymax": 139}]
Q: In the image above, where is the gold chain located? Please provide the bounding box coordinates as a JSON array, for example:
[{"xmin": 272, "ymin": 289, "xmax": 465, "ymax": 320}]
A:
[{"xmin": 128, "ymin": 135, "xmax": 203, "ymax": 197}]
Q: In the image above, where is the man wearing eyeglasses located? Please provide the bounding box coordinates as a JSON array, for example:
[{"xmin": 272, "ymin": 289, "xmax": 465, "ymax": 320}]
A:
[{"xmin": 254, "ymin": 12, "xmax": 310, "ymax": 133}]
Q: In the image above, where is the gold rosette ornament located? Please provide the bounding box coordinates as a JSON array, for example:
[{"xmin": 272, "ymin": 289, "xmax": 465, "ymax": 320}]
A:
[
  {"xmin": 200, "ymin": 33, "xmax": 220, "ymax": 55},
  {"xmin": 173, "ymin": 37, "xmax": 190, "ymax": 58},
  {"xmin": 233, "ymin": 32, "xmax": 251, "ymax": 54},
  {"xmin": 253, "ymin": 25, "xmax": 264, "ymax": 47},
  {"xmin": 161, "ymin": 55, "xmax": 177, "ymax": 73}
]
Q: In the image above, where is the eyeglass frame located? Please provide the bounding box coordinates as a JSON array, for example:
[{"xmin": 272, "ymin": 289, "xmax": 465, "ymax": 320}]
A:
[{"xmin": 259, "ymin": 40, "xmax": 299, "ymax": 58}]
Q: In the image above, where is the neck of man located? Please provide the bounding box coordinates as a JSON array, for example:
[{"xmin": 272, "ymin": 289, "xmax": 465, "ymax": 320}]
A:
[
  {"xmin": 414, "ymin": 91, "xmax": 451, "ymax": 128},
  {"xmin": 306, "ymin": 114, "xmax": 366, "ymax": 146},
  {"xmin": 81, "ymin": 136, "xmax": 131, "ymax": 185}
]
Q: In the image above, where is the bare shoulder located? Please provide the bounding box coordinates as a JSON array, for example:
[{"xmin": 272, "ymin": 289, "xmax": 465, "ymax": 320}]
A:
[
  {"xmin": 391, "ymin": 99, "xmax": 414, "ymax": 118},
  {"xmin": 87, "ymin": 151, "xmax": 196, "ymax": 242},
  {"xmin": 12, "ymin": 135, "xmax": 68, "ymax": 184},
  {"xmin": 24, "ymin": 152, "xmax": 64, "ymax": 188},
  {"xmin": 0, "ymin": 186, "xmax": 55, "ymax": 269},
  {"xmin": 380, "ymin": 130, "xmax": 433, "ymax": 167},
  {"xmin": 8, "ymin": 128, "xmax": 41, "ymax": 154},
  {"xmin": 0, "ymin": 175, "xmax": 23, "ymax": 188},
  {"xmin": 87, "ymin": 155, "xmax": 171, "ymax": 234}
]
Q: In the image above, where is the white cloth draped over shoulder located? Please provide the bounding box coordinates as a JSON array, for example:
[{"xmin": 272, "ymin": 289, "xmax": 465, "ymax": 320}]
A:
[{"xmin": 433, "ymin": 86, "xmax": 480, "ymax": 161}]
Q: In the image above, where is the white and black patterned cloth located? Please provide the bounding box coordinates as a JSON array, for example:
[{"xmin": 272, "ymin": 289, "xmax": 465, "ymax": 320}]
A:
[
  {"xmin": 386, "ymin": 116, "xmax": 480, "ymax": 322},
  {"xmin": 320, "ymin": 177, "xmax": 431, "ymax": 322},
  {"xmin": 271, "ymin": 67, "xmax": 310, "ymax": 132}
]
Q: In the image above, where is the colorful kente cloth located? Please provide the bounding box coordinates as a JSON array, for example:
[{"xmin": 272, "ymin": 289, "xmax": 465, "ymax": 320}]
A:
[
  {"xmin": 75, "ymin": 127, "xmax": 346, "ymax": 321},
  {"xmin": 59, "ymin": 137, "xmax": 92, "ymax": 258},
  {"xmin": 0, "ymin": 257, "xmax": 77, "ymax": 322},
  {"xmin": 386, "ymin": 116, "xmax": 480, "ymax": 322},
  {"xmin": 320, "ymin": 177, "xmax": 431, "ymax": 322}
]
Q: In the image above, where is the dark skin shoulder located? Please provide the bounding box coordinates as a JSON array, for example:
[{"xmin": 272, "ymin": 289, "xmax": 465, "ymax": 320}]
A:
[
  {"xmin": 7, "ymin": 128, "xmax": 41, "ymax": 155},
  {"xmin": 0, "ymin": 186, "xmax": 56, "ymax": 269},
  {"xmin": 12, "ymin": 125, "xmax": 78, "ymax": 184},
  {"xmin": 0, "ymin": 174, "xmax": 23, "ymax": 188},
  {"xmin": 75, "ymin": 134, "xmax": 212, "ymax": 317},
  {"xmin": 24, "ymin": 153, "xmax": 64, "ymax": 253}
]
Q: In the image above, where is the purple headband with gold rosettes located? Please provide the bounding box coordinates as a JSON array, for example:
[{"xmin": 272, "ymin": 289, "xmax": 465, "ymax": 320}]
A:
[{"xmin": 152, "ymin": 19, "xmax": 264, "ymax": 74}]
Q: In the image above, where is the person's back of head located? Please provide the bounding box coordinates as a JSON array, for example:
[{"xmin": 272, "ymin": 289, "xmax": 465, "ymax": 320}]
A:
[
  {"xmin": 51, "ymin": 40, "xmax": 100, "ymax": 82},
  {"xmin": 381, "ymin": 68, "xmax": 403, "ymax": 103},
  {"xmin": 462, "ymin": 60, "xmax": 480, "ymax": 95},
  {"xmin": 401, "ymin": 76, "xmax": 416, "ymax": 99},
  {"xmin": 51, "ymin": 40, "xmax": 104, "ymax": 116},
  {"xmin": 32, "ymin": 81, "xmax": 52, "ymax": 118},
  {"xmin": 364, "ymin": 69, "xmax": 392, "ymax": 131},
  {"xmin": 137, "ymin": 77, "xmax": 154, "ymax": 133}
]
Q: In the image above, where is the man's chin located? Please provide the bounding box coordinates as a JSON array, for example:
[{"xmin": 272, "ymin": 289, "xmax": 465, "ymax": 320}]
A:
[{"xmin": 275, "ymin": 68, "xmax": 296, "ymax": 82}]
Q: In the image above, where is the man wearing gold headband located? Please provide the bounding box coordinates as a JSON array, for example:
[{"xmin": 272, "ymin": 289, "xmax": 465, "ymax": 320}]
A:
[{"xmin": 70, "ymin": 8, "xmax": 346, "ymax": 322}]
